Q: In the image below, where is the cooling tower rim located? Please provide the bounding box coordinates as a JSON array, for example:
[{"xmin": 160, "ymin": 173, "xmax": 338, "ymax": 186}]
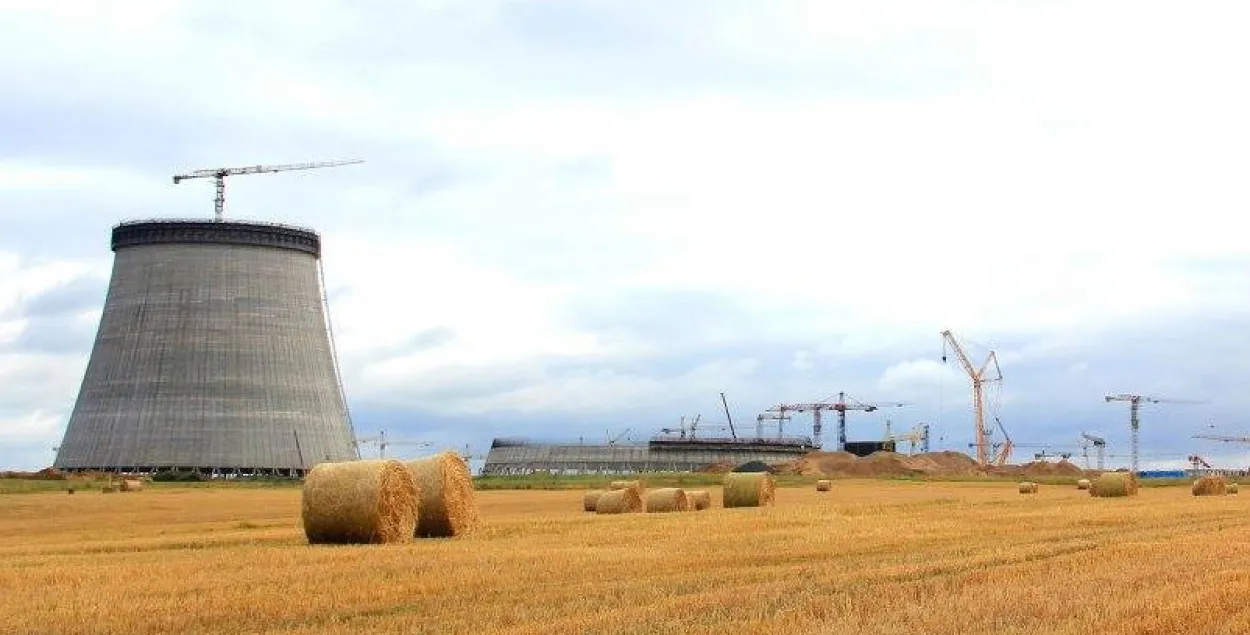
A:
[{"xmin": 110, "ymin": 218, "xmax": 321, "ymax": 257}]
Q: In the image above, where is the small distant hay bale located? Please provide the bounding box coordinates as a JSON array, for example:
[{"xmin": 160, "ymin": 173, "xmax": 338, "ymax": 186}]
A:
[
  {"xmin": 1076, "ymin": 478, "xmax": 1091, "ymax": 490},
  {"xmin": 301, "ymin": 459, "xmax": 419, "ymax": 545},
  {"xmin": 405, "ymin": 452, "xmax": 480, "ymax": 538},
  {"xmin": 1192, "ymin": 475, "xmax": 1228, "ymax": 497},
  {"xmin": 1018, "ymin": 482, "xmax": 1039, "ymax": 494},
  {"xmin": 723, "ymin": 472, "xmax": 776, "ymax": 508},
  {"xmin": 645, "ymin": 488, "xmax": 690, "ymax": 513},
  {"xmin": 120, "ymin": 479, "xmax": 144, "ymax": 492},
  {"xmin": 583, "ymin": 490, "xmax": 606, "ymax": 512},
  {"xmin": 815, "ymin": 479, "xmax": 832, "ymax": 492},
  {"xmin": 1229, "ymin": 482, "xmax": 1240, "ymax": 494},
  {"xmin": 595, "ymin": 488, "xmax": 643, "ymax": 514},
  {"xmin": 101, "ymin": 485, "xmax": 116, "ymax": 494},
  {"xmin": 609, "ymin": 480, "xmax": 644, "ymax": 495},
  {"xmin": 1089, "ymin": 472, "xmax": 1138, "ymax": 498},
  {"xmin": 686, "ymin": 490, "xmax": 712, "ymax": 510},
  {"xmin": 66, "ymin": 487, "xmax": 75, "ymax": 495}
]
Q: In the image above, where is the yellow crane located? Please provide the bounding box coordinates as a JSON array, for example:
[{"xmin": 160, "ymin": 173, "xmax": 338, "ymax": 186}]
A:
[
  {"xmin": 940, "ymin": 329, "xmax": 1009, "ymax": 467},
  {"xmin": 172, "ymin": 159, "xmax": 364, "ymax": 221}
]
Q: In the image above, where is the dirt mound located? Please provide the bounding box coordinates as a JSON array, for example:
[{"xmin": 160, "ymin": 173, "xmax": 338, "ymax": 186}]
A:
[
  {"xmin": 1021, "ymin": 459, "xmax": 1085, "ymax": 477},
  {"xmin": 695, "ymin": 461, "xmax": 735, "ymax": 474},
  {"xmin": 778, "ymin": 451, "xmax": 1081, "ymax": 479}
]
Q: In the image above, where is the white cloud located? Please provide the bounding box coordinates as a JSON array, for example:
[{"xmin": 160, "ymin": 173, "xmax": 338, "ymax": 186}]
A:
[
  {"xmin": 0, "ymin": 409, "xmax": 62, "ymax": 444},
  {"xmin": 876, "ymin": 359, "xmax": 962, "ymax": 394}
]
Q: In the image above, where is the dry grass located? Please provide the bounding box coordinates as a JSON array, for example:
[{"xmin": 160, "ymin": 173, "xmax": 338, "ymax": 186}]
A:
[{"xmin": 4, "ymin": 480, "xmax": 1250, "ymax": 634}]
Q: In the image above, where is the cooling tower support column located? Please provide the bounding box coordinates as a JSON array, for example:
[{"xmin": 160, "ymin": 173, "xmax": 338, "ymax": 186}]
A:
[{"xmin": 53, "ymin": 219, "xmax": 358, "ymax": 475}]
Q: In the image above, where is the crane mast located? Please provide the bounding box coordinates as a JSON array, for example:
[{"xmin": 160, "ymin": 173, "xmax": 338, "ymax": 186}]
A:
[
  {"xmin": 940, "ymin": 330, "xmax": 1004, "ymax": 467},
  {"xmin": 1105, "ymin": 393, "xmax": 1202, "ymax": 474},
  {"xmin": 172, "ymin": 159, "xmax": 365, "ymax": 221}
]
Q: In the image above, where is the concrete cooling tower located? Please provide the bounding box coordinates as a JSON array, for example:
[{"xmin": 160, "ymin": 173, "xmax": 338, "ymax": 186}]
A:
[{"xmin": 53, "ymin": 219, "xmax": 359, "ymax": 476}]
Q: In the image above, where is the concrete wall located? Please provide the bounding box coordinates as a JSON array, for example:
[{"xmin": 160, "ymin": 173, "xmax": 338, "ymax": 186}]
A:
[
  {"xmin": 481, "ymin": 442, "xmax": 807, "ymax": 475},
  {"xmin": 54, "ymin": 222, "xmax": 357, "ymax": 474}
]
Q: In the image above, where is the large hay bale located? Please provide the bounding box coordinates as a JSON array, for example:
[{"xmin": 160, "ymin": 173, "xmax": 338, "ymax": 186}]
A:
[
  {"xmin": 405, "ymin": 452, "xmax": 479, "ymax": 538},
  {"xmin": 609, "ymin": 480, "xmax": 644, "ymax": 495},
  {"xmin": 595, "ymin": 488, "xmax": 643, "ymax": 514},
  {"xmin": 645, "ymin": 488, "xmax": 689, "ymax": 513},
  {"xmin": 815, "ymin": 479, "xmax": 832, "ymax": 492},
  {"xmin": 686, "ymin": 490, "xmax": 712, "ymax": 510},
  {"xmin": 1089, "ymin": 472, "xmax": 1138, "ymax": 498},
  {"xmin": 1192, "ymin": 475, "xmax": 1228, "ymax": 497},
  {"xmin": 1018, "ymin": 481, "xmax": 1039, "ymax": 494},
  {"xmin": 120, "ymin": 479, "xmax": 144, "ymax": 492},
  {"xmin": 723, "ymin": 472, "xmax": 776, "ymax": 508},
  {"xmin": 1076, "ymin": 478, "xmax": 1091, "ymax": 490},
  {"xmin": 1229, "ymin": 482, "xmax": 1240, "ymax": 494},
  {"xmin": 302, "ymin": 459, "xmax": 419, "ymax": 545},
  {"xmin": 583, "ymin": 489, "xmax": 606, "ymax": 512}
]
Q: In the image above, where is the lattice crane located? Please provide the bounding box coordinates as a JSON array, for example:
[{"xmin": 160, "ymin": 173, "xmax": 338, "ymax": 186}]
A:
[
  {"xmin": 1080, "ymin": 432, "xmax": 1107, "ymax": 471},
  {"xmin": 172, "ymin": 159, "xmax": 365, "ymax": 221},
  {"xmin": 941, "ymin": 330, "xmax": 1007, "ymax": 467},
  {"xmin": 1105, "ymin": 393, "xmax": 1203, "ymax": 474},
  {"xmin": 354, "ymin": 429, "xmax": 432, "ymax": 459},
  {"xmin": 767, "ymin": 392, "xmax": 907, "ymax": 450},
  {"xmin": 754, "ymin": 411, "xmax": 794, "ymax": 438}
]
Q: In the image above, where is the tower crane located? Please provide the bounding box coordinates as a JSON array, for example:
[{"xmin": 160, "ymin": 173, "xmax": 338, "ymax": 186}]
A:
[
  {"xmin": 354, "ymin": 429, "xmax": 432, "ymax": 459},
  {"xmin": 1080, "ymin": 432, "xmax": 1107, "ymax": 471},
  {"xmin": 940, "ymin": 330, "xmax": 1007, "ymax": 467},
  {"xmin": 1105, "ymin": 393, "xmax": 1203, "ymax": 474},
  {"xmin": 767, "ymin": 392, "xmax": 907, "ymax": 450},
  {"xmin": 883, "ymin": 420, "xmax": 930, "ymax": 455},
  {"xmin": 172, "ymin": 159, "xmax": 365, "ymax": 221},
  {"xmin": 754, "ymin": 411, "xmax": 794, "ymax": 438}
]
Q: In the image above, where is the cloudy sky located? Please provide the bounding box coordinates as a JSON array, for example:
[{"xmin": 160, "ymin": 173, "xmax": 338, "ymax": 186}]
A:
[{"xmin": 3, "ymin": 1, "xmax": 1250, "ymax": 472}]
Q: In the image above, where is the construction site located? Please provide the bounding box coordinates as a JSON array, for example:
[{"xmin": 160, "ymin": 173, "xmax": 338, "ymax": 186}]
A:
[
  {"xmin": 31, "ymin": 157, "xmax": 1241, "ymax": 483},
  {"xmin": 480, "ymin": 330, "xmax": 1230, "ymax": 478}
]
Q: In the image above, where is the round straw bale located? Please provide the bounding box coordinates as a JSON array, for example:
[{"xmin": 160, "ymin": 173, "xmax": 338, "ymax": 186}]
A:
[
  {"xmin": 815, "ymin": 479, "xmax": 832, "ymax": 492},
  {"xmin": 596, "ymin": 487, "xmax": 643, "ymax": 514},
  {"xmin": 405, "ymin": 452, "xmax": 479, "ymax": 538},
  {"xmin": 101, "ymin": 486, "xmax": 116, "ymax": 494},
  {"xmin": 583, "ymin": 489, "xmax": 606, "ymax": 512},
  {"xmin": 609, "ymin": 480, "xmax": 644, "ymax": 495},
  {"xmin": 723, "ymin": 472, "xmax": 776, "ymax": 508},
  {"xmin": 1191, "ymin": 475, "xmax": 1228, "ymax": 496},
  {"xmin": 1018, "ymin": 481, "xmax": 1039, "ymax": 494},
  {"xmin": 302, "ymin": 459, "xmax": 419, "ymax": 545},
  {"xmin": 1076, "ymin": 478, "xmax": 1091, "ymax": 490},
  {"xmin": 1229, "ymin": 482, "xmax": 1240, "ymax": 494},
  {"xmin": 1089, "ymin": 472, "xmax": 1137, "ymax": 498},
  {"xmin": 686, "ymin": 490, "xmax": 712, "ymax": 510},
  {"xmin": 645, "ymin": 488, "xmax": 689, "ymax": 513},
  {"xmin": 120, "ymin": 479, "xmax": 144, "ymax": 492}
]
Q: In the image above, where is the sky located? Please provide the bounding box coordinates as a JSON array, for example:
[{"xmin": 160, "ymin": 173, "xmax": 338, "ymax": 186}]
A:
[{"xmin": 3, "ymin": 0, "xmax": 1250, "ymax": 472}]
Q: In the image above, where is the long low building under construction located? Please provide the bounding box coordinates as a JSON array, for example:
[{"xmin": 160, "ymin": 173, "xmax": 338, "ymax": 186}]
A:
[{"xmin": 480, "ymin": 436, "xmax": 897, "ymax": 475}]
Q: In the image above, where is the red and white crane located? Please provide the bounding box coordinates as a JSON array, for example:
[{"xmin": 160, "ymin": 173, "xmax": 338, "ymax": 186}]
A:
[{"xmin": 940, "ymin": 329, "xmax": 1009, "ymax": 467}]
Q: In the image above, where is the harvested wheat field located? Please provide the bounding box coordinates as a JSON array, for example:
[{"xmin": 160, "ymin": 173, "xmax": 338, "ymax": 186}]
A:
[{"xmin": 4, "ymin": 480, "xmax": 1250, "ymax": 635}]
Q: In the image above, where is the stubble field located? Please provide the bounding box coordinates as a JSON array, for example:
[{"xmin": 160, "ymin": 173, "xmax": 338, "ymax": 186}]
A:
[{"xmin": 2, "ymin": 479, "xmax": 1249, "ymax": 635}]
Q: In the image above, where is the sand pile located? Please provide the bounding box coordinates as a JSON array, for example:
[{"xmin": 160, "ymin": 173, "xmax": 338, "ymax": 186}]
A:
[{"xmin": 737, "ymin": 451, "xmax": 1087, "ymax": 479}]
